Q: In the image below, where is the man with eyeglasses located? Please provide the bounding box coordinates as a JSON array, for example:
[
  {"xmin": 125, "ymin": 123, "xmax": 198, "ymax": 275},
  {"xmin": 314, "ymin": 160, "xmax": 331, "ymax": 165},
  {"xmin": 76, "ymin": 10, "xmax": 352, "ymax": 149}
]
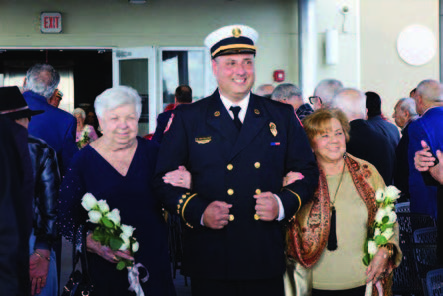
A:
[
  {"xmin": 311, "ymin": 79, "xmax": 344, "ymax": 110},
  {"xmin": 271, "ymin": 83, "xmax": 313, "ymax": 120}
]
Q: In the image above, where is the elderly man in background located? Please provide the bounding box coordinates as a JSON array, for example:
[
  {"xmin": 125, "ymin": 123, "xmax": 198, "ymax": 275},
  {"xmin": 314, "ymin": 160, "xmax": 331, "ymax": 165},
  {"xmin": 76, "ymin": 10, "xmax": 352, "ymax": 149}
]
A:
[
  {"xmin": 23, "ymin": 64, "xmax": 77, "ymax": 176},
  {"xmin": 271, "ymin": 83, "xmax": 313, "ymax": 120},
  {"xmin": 311, "ymin": 79, "xmax": 343, "ymax": 110},
  {"xmin": 255, "ymin": 83, "xmax": 275, "ymax": 99},
  {"xmin": 331, "ymin": 88, "xmax": 396, "ymax": 185},
  {"xmin": 408, "ymin": 79, "xmax": 443, "ymax": 219},
  {"xmin": 392, "ymin": 97, "xmax": 418, "ymax": 202}
]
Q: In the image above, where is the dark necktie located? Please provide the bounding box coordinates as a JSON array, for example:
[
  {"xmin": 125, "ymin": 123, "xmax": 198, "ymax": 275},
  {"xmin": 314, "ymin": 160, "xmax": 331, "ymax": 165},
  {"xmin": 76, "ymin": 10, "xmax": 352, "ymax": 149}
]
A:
[{"xmin": 229, "ymin": 106, "xmax": 242, "ymax": 131}]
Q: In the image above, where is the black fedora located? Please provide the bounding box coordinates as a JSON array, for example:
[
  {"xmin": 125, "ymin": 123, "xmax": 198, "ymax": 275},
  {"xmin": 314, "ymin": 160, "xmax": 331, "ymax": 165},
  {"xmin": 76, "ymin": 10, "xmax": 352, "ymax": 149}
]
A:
[{"xmin": 0, "ymin": 86, "xmax": 44, "ymax": 120}]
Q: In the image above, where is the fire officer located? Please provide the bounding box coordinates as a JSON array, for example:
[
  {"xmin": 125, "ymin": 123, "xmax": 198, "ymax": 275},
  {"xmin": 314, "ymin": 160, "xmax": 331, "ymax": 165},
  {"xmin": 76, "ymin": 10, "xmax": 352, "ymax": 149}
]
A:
[{"xmin": 154, "ymin": 24, "xmax": 319, "ymax": 296}]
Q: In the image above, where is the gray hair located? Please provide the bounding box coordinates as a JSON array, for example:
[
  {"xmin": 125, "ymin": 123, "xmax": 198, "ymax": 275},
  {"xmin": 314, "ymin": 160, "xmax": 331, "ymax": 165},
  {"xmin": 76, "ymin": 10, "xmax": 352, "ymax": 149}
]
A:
[
  {"xmin": 395, "ymin": 97, "xmax": 418, "ymax": 116},
  {"xmin": 314, "ymin": 79, "xmax": 343, "ymax": 107},
  {"xmin": 271, "ymin": 83, "xmax": 302, "ymax": 101},
  {"xmin": 94, "ymin": 86, "xmax": 142, "ymax": 119},
  {"xmin": 24, "ymin": 64, "xmax": 60, "ymax": 99},
  {"xmin": 416, "ymin": 79, "xmax": 443, "ymax": 103},
  {"xmin": 73, "ymin": 108, "xmax": 86, "ymax": 120},
  {"xmin": 331, "ymin": 88, "xmax": 366, "ymax": 120}
]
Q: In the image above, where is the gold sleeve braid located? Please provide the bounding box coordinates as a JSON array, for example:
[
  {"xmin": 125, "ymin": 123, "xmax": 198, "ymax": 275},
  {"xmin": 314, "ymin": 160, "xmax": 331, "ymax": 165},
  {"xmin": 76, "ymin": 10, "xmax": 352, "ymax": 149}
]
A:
[
  {"xmin": 282, "ymin": 188, "xmax": 302, "ymax": 222},
  {"xmin": 177, "ymin": 193, "xmax": 197, "ymax": 228}
]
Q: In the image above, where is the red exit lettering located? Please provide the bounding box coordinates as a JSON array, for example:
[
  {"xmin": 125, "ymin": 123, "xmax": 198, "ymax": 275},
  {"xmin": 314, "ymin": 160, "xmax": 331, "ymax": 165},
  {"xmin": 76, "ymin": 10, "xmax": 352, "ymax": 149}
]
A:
[{"xmin": 44, "ymin": 16, "xmax": 60, "ymax": 29}]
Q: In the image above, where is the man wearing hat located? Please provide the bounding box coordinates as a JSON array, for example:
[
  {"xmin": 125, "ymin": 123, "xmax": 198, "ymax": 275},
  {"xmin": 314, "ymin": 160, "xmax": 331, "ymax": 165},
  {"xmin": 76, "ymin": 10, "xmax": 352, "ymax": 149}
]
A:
[
  {"xmin": 0, "ymin": 86, "xmax": 60, "ymax": 296},
  {"xmin": 154, "ymin": 25, "xmax": 318, "ymax": 295}
]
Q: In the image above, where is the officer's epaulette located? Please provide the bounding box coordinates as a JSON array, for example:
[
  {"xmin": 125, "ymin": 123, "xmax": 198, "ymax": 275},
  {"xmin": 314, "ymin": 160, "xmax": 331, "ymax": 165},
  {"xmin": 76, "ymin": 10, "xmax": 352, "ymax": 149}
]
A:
[{"xmin": 177, "ymin": 192, "xmax": 197, "ymax": 228}]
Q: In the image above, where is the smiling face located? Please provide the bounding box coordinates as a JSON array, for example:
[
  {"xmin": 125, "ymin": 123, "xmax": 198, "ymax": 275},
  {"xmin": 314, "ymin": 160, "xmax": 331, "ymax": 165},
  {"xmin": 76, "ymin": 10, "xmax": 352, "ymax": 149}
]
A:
[
  {"xmin": 312, "ymin": 118, "xmax": 347, "ymax": 165},
  {"xmin": 98, "ymin": 104, "xmax": 138, "ymax": 146},
  {"xmin": 212, "ymin": 53, "xmax": 255, "ymax": 102}
]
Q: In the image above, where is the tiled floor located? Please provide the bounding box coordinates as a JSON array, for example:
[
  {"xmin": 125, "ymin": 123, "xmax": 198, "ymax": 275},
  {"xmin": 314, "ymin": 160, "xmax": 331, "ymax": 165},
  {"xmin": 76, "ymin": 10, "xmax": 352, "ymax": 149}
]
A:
[{"xmin": 60, "ymin": 238, "xmax": 191, "ymax": 296}]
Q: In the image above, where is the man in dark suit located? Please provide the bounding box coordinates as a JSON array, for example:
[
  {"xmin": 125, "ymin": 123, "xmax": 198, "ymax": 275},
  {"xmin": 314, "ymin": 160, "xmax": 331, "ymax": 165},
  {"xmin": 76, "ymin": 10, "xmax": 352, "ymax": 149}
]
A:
[
  {"xmin": 151, "ymin": 84, "xmax": 192, "ymax": 144},
  {"xmin": 392, "ymin": 97, "xmax": 418, "ymax": 202},
  {"xmin": 154, "ymin": 24, "xmax": 319, "ymax": 296},
  {"xmin": 331, "ymin": 88, "xmax": 396, "ymax": 185},
  {"xmin": 408, "ymin": 79, "xmax": 443, "ymax": 220},
  {"xmin": 23, "ymin": 64, "xmax": 78, "ymax": 176},
  {"xmin": 366, "ymin": 91, "xmax": 400, "ymax": 149}
]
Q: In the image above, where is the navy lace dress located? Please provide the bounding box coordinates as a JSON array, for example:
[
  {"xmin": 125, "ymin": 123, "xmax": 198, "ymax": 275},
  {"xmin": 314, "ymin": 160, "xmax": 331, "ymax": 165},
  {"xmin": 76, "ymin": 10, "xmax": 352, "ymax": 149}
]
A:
[{"xmin": 59, "ymin": 137, "xmax": 175, "ymax": 296}]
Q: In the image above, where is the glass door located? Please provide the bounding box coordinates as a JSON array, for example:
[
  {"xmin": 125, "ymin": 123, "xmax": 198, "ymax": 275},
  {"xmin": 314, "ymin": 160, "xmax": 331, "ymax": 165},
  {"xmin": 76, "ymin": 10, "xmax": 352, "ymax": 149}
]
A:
[{"xmin": 112, "ymin": 47, "xmax": 156, "ymax": 136}]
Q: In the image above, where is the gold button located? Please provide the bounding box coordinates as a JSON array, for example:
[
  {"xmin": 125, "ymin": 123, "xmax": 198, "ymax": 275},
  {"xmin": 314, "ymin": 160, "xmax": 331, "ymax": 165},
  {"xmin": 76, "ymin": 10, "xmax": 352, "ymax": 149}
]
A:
[
  {"xmin": 254, "ymin": 214, "xmax": 260, "ymax": 220},
  {"xmin": 254, "ymin": 162, "xmax": 261, "ymax": 169},
  {"xmin": 255, "ymin": 189, "xmax": 261, "ymax": 194},
  {"xmin": 227, "ymin": 189, "xmax": 234, "ymax": 195},
  {"xmin": 229, "ymin": 214, "xmax": 234, "ymax": 221},
  {"xmin": 179, "ymin": 199, "xmax": 183, "ymax": 204},
  {"xmin": 227, "ymin": 164, "xmax": 233, "ymax": 171}
]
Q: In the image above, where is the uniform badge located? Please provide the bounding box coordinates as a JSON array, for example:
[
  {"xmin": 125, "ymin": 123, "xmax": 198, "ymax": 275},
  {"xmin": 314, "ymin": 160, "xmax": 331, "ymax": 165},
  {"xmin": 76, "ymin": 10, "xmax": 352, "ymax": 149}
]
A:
[
  {"xmin": 164, "ymin": 113, "xmax": 174, "ymax": 133},
  {"xmin": 269, "ymin": 122, "xmax": 277, "ymax": 137},
  {"xmin": 214, "ymin": 111, "xmax": 220, "ymax": 117},
  {"xmin": 195, "ymin": 136, "xmax": 212, "ymax": 144},
  {"xmin": 232, "ymin": 27, "xmax": 242, "ymax": 38}
]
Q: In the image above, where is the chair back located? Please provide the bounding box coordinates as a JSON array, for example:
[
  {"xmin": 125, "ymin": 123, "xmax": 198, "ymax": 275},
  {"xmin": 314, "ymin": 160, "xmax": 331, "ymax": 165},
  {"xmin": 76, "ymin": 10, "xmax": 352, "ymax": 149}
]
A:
[
  {"xmin": 395, "ymin": 201, "xmax": 410, "ymax": 213},
  {"xmin": 426, "ymin": 268, "xmax": 443, "ymax": 296},
  {"xmin": 414, "ymin": 227, "xmax": 438, "ymax": 244},
  {"xmin": 397, "ymin": 213, "xmax": 436, "ymax": 245}
]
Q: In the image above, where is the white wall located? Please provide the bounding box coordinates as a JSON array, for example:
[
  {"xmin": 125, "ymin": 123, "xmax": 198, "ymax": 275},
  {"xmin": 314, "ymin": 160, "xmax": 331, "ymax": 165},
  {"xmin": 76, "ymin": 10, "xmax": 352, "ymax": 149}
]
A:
[{"xmin": 360, "ymin": 0, "xmax": 440, "ymax": 118}]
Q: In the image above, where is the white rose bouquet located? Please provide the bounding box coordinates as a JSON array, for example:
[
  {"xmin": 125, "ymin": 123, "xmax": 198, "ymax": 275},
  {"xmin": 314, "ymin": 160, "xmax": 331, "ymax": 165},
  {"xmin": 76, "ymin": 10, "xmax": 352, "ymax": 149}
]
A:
[
  {"xmin": 362, "ymin": 185, "xmax": 400, "ymax": 296},
  {"xmin": 81, "ymin": 193, "xmax": 139, "ymax": 270},
  {"xmin": 77, "ymin": 129, "xmax": 90, "ymax": 149}
]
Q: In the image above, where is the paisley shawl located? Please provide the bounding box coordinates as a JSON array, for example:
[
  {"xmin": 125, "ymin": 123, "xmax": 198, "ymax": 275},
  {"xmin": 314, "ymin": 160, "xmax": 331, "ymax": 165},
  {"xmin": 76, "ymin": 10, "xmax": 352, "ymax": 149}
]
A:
[{"xmin": 286, "ymin": 153, "xmax": 378, "ymax": 268}]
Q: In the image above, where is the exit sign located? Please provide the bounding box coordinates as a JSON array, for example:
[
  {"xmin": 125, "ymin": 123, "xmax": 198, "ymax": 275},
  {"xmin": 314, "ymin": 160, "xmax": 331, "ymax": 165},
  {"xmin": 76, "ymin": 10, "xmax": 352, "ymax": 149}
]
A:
[{"xmin": 41, "ymin": 12, "xmax": 62, "ymax": 33}]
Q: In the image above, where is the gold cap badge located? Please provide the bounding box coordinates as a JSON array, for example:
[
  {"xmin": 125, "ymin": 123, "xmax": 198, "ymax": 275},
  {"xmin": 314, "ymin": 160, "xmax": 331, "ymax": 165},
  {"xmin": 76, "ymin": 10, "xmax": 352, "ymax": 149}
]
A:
[
  {"xmin": 269, "ymin": 122, "xmax": 277, "ymax": 137},
  {"xmin": 232, "ymin": 27, "xmax": 242, "ymax": 38}
]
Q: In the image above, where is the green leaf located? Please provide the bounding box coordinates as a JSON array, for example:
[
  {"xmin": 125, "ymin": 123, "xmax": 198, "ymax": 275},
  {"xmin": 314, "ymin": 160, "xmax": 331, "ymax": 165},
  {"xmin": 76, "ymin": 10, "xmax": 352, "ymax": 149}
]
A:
[
  {"xmin": 362, "ymin": 254, "xmax": 370, "ymax": 266},
  {"xmin": 110, "ymin": 237, "xmax": 123, "ymax": 251},
  {"xmin": 116, "ymin": 261, "xmax": 126, "ymax": 270},
  {"xmin": 375, "ymin": 235, "xmax": 388, "ymax": 245},
  {"xmin": 382, "ymin": 216, "xmax": 389, "ymax": 224},
  {"xmin": 101, "ymin": 217, "xmax": 114, "ymax": 228}
]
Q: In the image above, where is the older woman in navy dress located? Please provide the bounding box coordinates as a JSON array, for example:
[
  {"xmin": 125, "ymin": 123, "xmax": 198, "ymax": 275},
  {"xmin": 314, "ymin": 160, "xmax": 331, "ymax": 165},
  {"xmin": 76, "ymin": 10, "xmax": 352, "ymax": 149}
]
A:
[{"xmin": 59, "ymin": 86, "xmax": 177, "ymax": 296}]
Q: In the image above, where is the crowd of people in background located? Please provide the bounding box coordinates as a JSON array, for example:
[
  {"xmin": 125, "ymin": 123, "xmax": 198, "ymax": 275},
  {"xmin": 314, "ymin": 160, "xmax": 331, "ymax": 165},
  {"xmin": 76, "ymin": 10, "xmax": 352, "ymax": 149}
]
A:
[{"xmin": 0, "ymin": 23, "xmax": 442, "ymax": 296}]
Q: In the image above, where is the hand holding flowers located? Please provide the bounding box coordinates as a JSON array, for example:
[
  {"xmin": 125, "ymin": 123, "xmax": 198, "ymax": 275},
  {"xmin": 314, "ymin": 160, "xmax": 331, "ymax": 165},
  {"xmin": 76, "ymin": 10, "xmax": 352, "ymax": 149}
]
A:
[
  {"xmin": 363, "ymin": 185, "xmax": 400, "ymax": 296},
  {"xmin": 81, "ymin": 193, "xmax": 139, "ymax": 270}
]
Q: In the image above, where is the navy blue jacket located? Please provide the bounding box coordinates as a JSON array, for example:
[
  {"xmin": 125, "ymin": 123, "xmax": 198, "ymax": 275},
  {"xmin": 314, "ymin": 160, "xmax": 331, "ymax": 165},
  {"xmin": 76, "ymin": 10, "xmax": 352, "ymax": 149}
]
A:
[
  {"xmin": 154, "ymin": 91, "xmax": 318, "ymax": 280},
  {"xmin": 24, "ymin": 91, "xmax": 78, "ymax": 175}
]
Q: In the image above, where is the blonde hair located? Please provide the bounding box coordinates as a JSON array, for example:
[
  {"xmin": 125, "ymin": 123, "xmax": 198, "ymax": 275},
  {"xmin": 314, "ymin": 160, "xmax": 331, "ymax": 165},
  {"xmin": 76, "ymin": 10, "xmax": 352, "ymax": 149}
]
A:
[{"xmin": 302, "ymin": 108, "xmax": 350, "ymax": 147}]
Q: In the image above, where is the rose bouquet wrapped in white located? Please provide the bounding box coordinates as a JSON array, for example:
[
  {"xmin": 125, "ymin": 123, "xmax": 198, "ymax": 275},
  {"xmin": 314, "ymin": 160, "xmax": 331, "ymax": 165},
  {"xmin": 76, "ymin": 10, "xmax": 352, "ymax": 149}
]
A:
[{"xmin": 81, "ymin": 193, "xmax": 139, "ymax": 270}]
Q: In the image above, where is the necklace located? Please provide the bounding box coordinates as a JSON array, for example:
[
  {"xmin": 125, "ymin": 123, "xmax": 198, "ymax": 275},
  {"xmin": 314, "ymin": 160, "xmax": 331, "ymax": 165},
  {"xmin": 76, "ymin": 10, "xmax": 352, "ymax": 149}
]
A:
[{"xmin": 327, "ymin": 159, "xmax": 346, "ymax": 251}]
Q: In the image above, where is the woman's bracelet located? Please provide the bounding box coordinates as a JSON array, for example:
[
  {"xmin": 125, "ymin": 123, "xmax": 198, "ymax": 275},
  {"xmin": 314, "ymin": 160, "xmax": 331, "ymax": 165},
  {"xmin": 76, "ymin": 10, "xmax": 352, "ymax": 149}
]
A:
[{"xmin": 33, "ymin": 251, "xmax": 51, "ymax": 261}]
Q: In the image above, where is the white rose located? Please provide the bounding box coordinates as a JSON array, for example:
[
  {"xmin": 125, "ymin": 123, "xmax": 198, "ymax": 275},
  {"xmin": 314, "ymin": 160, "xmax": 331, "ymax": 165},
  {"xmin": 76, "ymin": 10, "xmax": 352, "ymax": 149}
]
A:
[
  {"xmin": 106, "ymin": 209, "xmax": 121, "ymax": 226},
  {"xmin": 375, "ymin": 189, "xmax": 385, "ymax": 203},
  {"xmin": 119, "ymin": 234, "xmax": 130, "ymax": 251},
  {"xmin": 388, "ymin": 211, "xmax": 397, "ymax": 223},
  {"xmin": 385, "ymin": 204, "xmax": 395, "ymax": 212},
  {"xmin": 121, "ymin": 224, "xmax": 135, "ymax": 237},
  {"xmin": 385, "ymin": 186, "xmax": 401, "ymax": 201},
  {"xmin": 88, "ymin": 210, "xmax": 102, "ymax": 223},
  {"xmin": 381, "ymin": 228, "xmax": 394, "ymax": 240},
  {"xmin": 374, "ymin": 228, "xmax": 381, "ymax": 237},
  {"xmin": 368, "ymin": 240, "xmax": 377, "ymax": 255},
  {"xmin": 97, "ymin": 200, "xmax": 110, "ymax": 213},
  {"xmin": 375, "ymin": 208, "xmax": 387, "ymax": 223},
  {"xmin": 82, "ymin": 193, "xmax": 98, "ymax": 211},
  {"xmin": 132, "ymin": 241, "xmax": 139, "ymax": 253}
]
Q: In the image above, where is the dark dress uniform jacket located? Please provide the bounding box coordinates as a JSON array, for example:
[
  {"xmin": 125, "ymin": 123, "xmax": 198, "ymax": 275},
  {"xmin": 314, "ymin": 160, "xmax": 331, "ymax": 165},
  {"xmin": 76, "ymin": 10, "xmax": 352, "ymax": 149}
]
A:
[{"xmin": 154, "ymin": 91, "xmax": 319, "ymax": 280}]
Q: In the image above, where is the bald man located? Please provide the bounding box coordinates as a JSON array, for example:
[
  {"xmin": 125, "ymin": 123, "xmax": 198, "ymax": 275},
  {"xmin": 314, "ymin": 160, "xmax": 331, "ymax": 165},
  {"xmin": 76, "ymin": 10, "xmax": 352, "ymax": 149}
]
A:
[
  {"xmin": 312, "ymin": 79, "xmax": 343, "ymax": 110},
  {"xmin": 331, "ymin": 88, "xmax": 396, "ymax": 185},
  {"xmin": 407, "ymin": 79, "xmax": 443, "ymax": 220}
]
